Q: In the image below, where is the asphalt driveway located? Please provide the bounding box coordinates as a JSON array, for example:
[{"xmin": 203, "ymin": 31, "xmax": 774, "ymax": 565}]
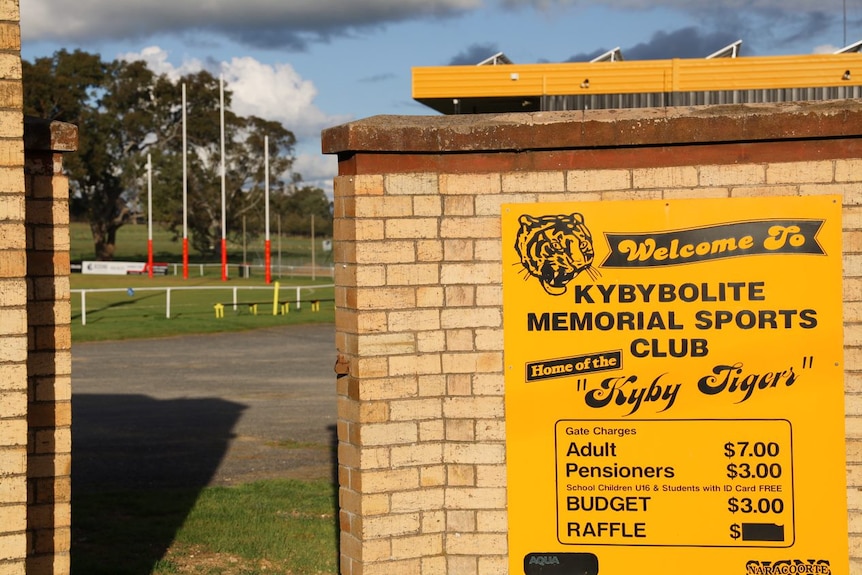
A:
[{"xmin": 71, "ymin": 323, "xmax": 337, "ymax": 491}]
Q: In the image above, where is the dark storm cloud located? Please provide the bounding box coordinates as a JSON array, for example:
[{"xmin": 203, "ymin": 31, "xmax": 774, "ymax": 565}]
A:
[
  {"xmin": 22, "ymin": 0, "xmax": 482, "ymax": 50},
  {"xmin": 565, "ymin": 47, "xmax": 621, "ymax": 63},
  {"xmin": 506, "ymin": 0, "xmax": 845, "ymax": 54},
  {"xmin": 448, "ymin": 43, "xmax": 502, "ymax": 65},
  {"xmin": 501, "ymin": 0, "xmax": 836, "ymax": 13},
  {"xmin": 21, "ymin": 0, "xmax": 846, "ymax": 53},
  {"xmin": 565, "ymin": 27, "xmax": 743, "ymax": 62},
  {"xmin": 767, "ymin": 10, "xmax": 834, "ymax": 47},
  {"xmin": 625, "ymin": 27, "xmax": 742, "ymax": 60},
  {"xmin": 691, "ymin": 6, "xmax": 839, "ymax": 52}
]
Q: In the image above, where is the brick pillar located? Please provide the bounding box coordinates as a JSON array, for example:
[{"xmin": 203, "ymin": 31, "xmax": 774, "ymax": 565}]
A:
[
  {"xmin": 23, "ymin": 118, "xmax": 76, "ymax": 575},
  {"xmin": 326, "ymin": 159, "xmax": 508, "ymax": 575},
  {"xmin": 0, "ymin": 2, "xmax": 26, "ymax": 572},
  {"xmin": 0, "ymin": 4, "xmax": 77, "ymax": 573},
  {"xmin": 324, "ymin": 103, "xmax": 862, "ymax": 574}
]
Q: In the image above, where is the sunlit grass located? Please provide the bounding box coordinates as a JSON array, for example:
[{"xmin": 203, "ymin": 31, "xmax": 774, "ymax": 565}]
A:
[
  {"xmin": 73, "ymin": 480, "xmax": 338, "ymax": 575},
  {"xmin": 71, "ymin": 221, "xmax": 333, "ymax": 267},
  {"xmin": 70, "ymin": 222, "xmax": 335, "ymax": 342}
]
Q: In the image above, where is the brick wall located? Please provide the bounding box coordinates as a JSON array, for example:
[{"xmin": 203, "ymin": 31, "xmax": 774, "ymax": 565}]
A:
[
  {"xmin": 0, "ymin": 1, "xmax": 78, "ymax": 573},
  {"xmin": 323, "ymin": 101, "xmax": 862, "ymax": 574},
  {"xmin": 23, "ymin": 118, "xmax": 75, "ymax": 575},
  {"xmin": 0, "ymin": 1, "xmax": 27, "ymax": 572}
]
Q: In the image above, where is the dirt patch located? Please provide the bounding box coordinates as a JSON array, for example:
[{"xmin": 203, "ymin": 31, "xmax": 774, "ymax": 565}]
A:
[{"xmin": 161, "ymin": 545, "xmax": 297, "ymax": 574}]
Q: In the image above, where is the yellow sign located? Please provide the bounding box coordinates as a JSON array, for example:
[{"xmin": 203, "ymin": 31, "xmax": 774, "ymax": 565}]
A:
[{"xmin": 502, "ymin": 196, "xmax": 846, "ymax": 575}]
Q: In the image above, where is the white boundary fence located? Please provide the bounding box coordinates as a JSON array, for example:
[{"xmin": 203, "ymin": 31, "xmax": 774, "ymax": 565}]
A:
[{"xmin": 71, "ymin": 284, "xmax": 335, "ymax": 326}]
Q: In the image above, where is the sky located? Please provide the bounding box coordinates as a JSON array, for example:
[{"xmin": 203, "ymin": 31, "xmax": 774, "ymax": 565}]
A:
[{"xmin": 19, "ymin": 0, "xmax": 862, "ymax": 194}]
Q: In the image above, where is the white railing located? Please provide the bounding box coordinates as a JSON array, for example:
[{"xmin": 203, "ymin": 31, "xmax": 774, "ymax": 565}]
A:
[{"xmin": 71, "ymin": 284, "xmax": 334, "ymax": 326}]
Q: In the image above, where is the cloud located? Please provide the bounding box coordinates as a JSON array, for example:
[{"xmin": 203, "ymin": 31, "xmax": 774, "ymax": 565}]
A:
[
  {"xmin": 22, "ymin": 0, "xmax": 846, "ymax": 56},
  {"xmin": 567, "ymin": 27, "xmax": 743, "ymax": 61},
  {"xmin": 221, "ymin": 57, "xmax": 351, "ymax": 140},
  {"xmin": 769, "ymin": 10, "xmax": 833, "ymax": 47},
  {"xmin": 120, "ymin": 47, "xmax": 350, "ymax": 141},
  {"xmin": 627, "ymin": 28, "xmax": 742, "ymax": 59},
  {"xmin": 500, "ymin": 0, "xmax": 836, "ymax": 11},
  {"xmin": 813, "ymin": 44, "xmax": 841, "ymax": 54},
  {"xmin": 119, "ymin": 46, "xmax": 204, "ymax": 80},
  {"xmin": 119, "ymin": 47, "xmax": 346, "ymax": 195},
  {"xmin": 294, "ymin": 152, "xmax": 338, "ymax": 195},
  {"xmin": 513, "ymin": 0, "xmax": 853, "ymax": 57},
  {"xmin": 448, "ymin": 43, "xmax": 502, "ymax": 65},
  {"xmin": 21, "ymin": 0, "xmax": 482, "ymax": 50}
]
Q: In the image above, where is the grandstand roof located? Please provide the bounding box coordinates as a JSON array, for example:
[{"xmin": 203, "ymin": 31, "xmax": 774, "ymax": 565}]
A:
[{"xmin": 413, "ymin": 41, "xmax": 862, "ymax": 115}]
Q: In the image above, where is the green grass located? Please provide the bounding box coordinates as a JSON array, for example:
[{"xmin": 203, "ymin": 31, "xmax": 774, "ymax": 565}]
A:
[
  {"xmin": 70, "ymin": 222, "xmax": 336, "ymax": 343},
  {"xmin": 71, "ymin": 221, "xmax": 333, "ymax": 267},
  {"xmin": 178, "ymin": 481, "xmax": 337, "ymax": 569},
  {"xmin": 71, "ymin": 275, "xmax": 335, "ymax": 342},
  {"xmin": 73, "ymin": 480, "xmax": 338, "ymax": 575}
]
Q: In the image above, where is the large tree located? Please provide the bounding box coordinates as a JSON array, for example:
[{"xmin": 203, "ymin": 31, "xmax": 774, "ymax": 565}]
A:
[
  {"xmin": 23, "ymin": 50, "xmax": 314, "ymax": 260},
  {"xmin": 24, "ymin": 50, "xmax": 164, "ymax": 259},
  {"xmin": 276, "ymin": 184, "xmax": 333, "ymax": 237}
]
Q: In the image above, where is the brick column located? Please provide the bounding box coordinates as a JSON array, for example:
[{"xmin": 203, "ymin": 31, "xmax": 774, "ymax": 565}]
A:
[
  {"xmin": 0, "ymin": 3, "xmax": 78, "ymax": 573},
  {"xmin": 324, "ymin": 102, "xmax": 862, "ymax": 574},
  {"xmin": 0, "ymin": 2, "xmax": 26, "ymax": 572},
  {"xmin": 326, "ymin": 149, "xmax": 508, "ymax": 575},
  {"xmin": 24, "ymin": 118, "xmax": 76, "ymax": 575}
]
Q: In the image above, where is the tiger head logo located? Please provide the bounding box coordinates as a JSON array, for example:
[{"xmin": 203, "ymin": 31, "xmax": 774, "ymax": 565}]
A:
[{"xmin": 515, "ymin": 213, "xmax": 599, "ymax": 296}]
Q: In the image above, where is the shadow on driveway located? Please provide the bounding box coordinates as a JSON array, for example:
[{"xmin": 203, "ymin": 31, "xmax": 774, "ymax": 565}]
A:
[{"xmin": 71, "ymin": 324, "xmax": 337, "ymax": 574}]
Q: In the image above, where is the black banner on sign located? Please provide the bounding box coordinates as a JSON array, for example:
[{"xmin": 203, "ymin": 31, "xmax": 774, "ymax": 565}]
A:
[
  {"xmin": 524, "ymin": 552, "xmax": 599, "ymax": 575},
  {"xmin": 526, "ymin": 350, "xmax": 622, "ymax": 383},
  {"xmin": 601, "ymin": 220, "xmax": 825, "ymax": 268}
]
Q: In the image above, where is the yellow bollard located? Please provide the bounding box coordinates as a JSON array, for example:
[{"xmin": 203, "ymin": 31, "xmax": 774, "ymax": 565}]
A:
[
  {"xmin": 272, "ymin": 281, "xmax": 280, "ymax": 316},
  {"xmin": 214, "ymin": 303, "xmax": 224, "ymax": 318}
]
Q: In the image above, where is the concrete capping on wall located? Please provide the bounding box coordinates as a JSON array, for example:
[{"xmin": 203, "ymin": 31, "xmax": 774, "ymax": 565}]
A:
[
  {"xmin": 324, "ymin": 100, "xmax": 862, "ymax": 575},
  {"xmin": 24, "ymin": 118, "xmax": 79, "ymax": 153},
  {"xmin": 323, "ymin": 100, "xmax": 862, "ymax": 157}
]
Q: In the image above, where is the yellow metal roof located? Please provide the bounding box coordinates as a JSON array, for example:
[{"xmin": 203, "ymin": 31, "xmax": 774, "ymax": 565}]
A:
[{"xmin": 413, "ymin": 53, "xmax": 862, "ymax": 114}]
